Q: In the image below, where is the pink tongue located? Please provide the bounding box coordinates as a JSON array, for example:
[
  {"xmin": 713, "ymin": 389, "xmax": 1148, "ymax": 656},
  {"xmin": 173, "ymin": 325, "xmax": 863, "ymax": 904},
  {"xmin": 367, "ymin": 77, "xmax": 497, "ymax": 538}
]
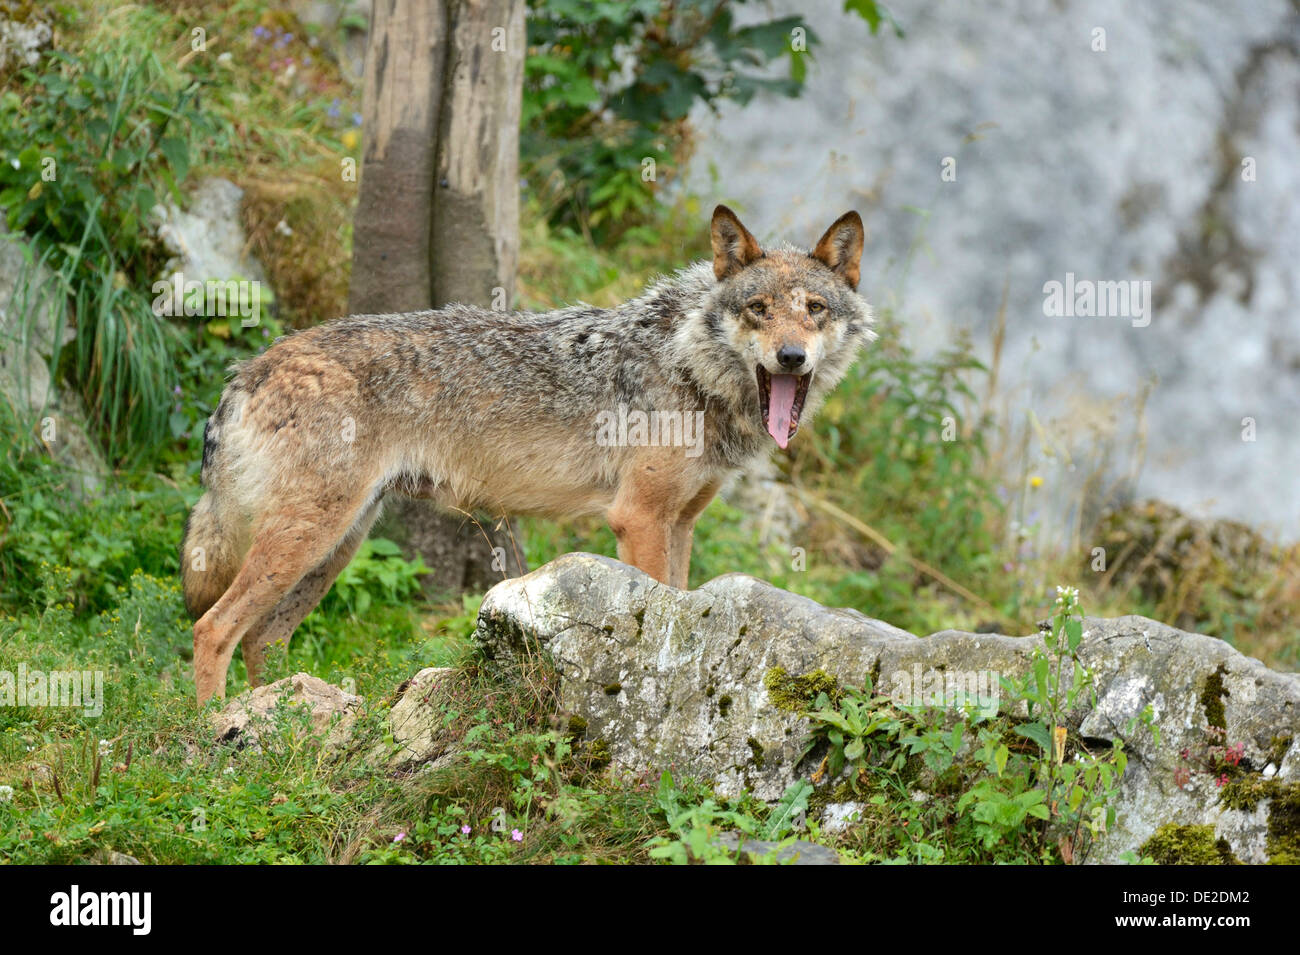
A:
[{"xmin": 767, "ymin": 374, "xmax": 799, "ymax": 448}]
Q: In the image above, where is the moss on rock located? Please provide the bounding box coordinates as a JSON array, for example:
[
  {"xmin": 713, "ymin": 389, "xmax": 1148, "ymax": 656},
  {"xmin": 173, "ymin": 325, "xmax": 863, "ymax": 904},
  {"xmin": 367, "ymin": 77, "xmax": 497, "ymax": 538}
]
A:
[
  {"xmin": 1200, "ymin": 664, "xmax": 1229, "ymax": 730},
  {"xmin": 764, "ymin": 666, "xmax": 841, "ymax": 713},
  {"xmin": 1140, "ymin": 824, "xmax": 1239, "ymax": 865},
  {"xmin": 1221, "ymin": 777, "xmax": 1300, "ymax": 864}
]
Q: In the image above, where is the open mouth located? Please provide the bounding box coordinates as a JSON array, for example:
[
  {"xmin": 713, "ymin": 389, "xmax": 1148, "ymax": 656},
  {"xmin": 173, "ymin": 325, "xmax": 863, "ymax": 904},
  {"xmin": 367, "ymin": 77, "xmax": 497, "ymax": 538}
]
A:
[{"xmin": 756, "ymin": 367, "xmax": 812, "ymax": 449}]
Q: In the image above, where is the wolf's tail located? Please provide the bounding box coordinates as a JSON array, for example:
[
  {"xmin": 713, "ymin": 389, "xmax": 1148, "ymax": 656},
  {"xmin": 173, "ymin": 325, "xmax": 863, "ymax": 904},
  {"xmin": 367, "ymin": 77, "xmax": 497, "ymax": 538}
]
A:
[{"xmin": 181, "ymin": 490, "xmax": 244, "ymax": 620}]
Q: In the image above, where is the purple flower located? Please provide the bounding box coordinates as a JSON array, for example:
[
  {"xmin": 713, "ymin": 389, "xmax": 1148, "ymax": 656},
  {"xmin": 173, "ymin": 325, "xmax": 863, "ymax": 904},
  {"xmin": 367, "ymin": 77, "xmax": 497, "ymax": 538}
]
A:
[
  {"xmin": 511, "ymin": 829, "xmax": 523, "ymax": 842},
  {"xmin": 252, "ymin": 25, "xmax": 269, "ymax": 40},
  {"xmin": 460, "ymin": 825, "xmax": 471, "ymax": 835},
  {"xmin": 327, "ymin": 99, "xmax": 341, "ymax": 120},
  {"xmin": 393, "ymin": 831, "xmax": 406, "ymax": 843},
  {"xmin": 173, "ymin": 384, "xmax": 182, "ymax": 395},
  {"xmin": 352, "ymin": 112, "xmax": 363, "ymax": 127}
]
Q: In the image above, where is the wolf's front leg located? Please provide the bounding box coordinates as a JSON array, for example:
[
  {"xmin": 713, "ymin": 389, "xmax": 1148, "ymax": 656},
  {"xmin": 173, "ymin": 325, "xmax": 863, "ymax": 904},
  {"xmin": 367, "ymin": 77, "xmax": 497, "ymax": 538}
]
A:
[
  {"xmin": 667, "ymin": 480, "xmax": 721, "ymax": 588},
  {"xmin": 668, "ymin": 522, "xmax": 694, "ymax": 589},
  {"xmin": 609, "ymin": 507, "xmax": 672, "ymax": 584}
]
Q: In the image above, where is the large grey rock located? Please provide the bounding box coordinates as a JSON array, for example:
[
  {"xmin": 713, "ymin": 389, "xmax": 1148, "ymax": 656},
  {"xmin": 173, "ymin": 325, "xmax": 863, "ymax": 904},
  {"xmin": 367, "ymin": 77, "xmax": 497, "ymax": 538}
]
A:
[
  {"xmin": 685, "ymin": 0, "xmax": 1300, "ymax": 541},
  {"xmin": 0, "ymin": 233, "xmax": 106, "ymax": 492},
  {"xmin": 475, "ymin": 553, "xmax": 1299, "ymax": 863}
]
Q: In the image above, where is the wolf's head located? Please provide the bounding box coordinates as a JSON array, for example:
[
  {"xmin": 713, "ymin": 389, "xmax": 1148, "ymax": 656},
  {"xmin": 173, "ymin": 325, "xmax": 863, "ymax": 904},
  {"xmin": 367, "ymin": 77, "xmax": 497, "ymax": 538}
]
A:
[{"xmin": 704, "ymin": 204, "xmax": 873, "ymax": 448}]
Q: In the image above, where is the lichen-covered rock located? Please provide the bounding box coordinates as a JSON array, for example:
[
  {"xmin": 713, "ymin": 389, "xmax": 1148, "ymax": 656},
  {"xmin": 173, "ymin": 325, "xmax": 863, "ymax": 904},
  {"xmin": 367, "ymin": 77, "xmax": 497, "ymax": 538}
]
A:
[
  {"xmin": 210, "ymin": 672, "xmax": 361, "ymax": 751},
  {"xmin": 474, "ymin": 553, "xmax": 1300, "ymax": 863}
]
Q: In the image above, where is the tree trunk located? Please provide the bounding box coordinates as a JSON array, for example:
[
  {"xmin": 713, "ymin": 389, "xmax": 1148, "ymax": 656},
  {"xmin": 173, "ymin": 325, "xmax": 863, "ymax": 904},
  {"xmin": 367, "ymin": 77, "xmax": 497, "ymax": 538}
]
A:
[{"xmin": 349, "ymin": 0, "xmax": 528, "ymax": 596}]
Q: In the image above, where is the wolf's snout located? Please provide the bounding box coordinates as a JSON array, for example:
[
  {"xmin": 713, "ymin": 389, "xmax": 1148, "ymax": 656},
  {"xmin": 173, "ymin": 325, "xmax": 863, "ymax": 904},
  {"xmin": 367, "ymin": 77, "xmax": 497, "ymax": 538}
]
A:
[{"xmin": 776, "ymin": 344, "xmax": 806, "ymax": 371}]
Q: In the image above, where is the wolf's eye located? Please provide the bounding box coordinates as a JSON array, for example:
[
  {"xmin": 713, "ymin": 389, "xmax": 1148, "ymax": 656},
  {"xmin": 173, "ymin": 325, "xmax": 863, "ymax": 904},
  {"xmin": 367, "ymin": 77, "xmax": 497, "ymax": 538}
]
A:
[
  {"xmin": 748, "ymin": 301, "xmax": 767, "ymax": 317},
  {"xmin": 807, "ymin": 301, "xmax": 826, "ymax": 314}
]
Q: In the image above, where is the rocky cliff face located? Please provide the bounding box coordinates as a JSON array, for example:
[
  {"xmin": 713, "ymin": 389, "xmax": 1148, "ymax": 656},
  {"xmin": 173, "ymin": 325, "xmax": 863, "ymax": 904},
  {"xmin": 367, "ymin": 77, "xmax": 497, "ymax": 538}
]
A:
[
  {"xmin": 473, "ymin": 554, "xmax": 1299, "ymax": 863},
  {"xmin": 685, "ymin": 0, "xmax": 1300, "ymax": 541}
]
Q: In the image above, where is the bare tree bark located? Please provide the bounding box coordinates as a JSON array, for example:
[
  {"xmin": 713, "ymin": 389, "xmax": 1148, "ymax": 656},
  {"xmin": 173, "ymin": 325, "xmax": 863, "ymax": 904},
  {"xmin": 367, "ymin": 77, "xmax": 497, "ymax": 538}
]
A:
[{"xmin": 349, "ymin": 0, "xmax": 528, "ymax": 596}]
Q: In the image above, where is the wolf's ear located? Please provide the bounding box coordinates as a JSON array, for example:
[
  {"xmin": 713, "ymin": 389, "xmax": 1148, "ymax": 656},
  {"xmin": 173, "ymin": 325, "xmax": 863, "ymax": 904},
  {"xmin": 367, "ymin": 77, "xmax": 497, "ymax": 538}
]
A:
[
  {"xmin": 811, "ymin": 211, "xmax": 865, "ymax": 290},
  {"xmin": 711, "ymin": 205, "xmax": 763, "ymax": 281}
]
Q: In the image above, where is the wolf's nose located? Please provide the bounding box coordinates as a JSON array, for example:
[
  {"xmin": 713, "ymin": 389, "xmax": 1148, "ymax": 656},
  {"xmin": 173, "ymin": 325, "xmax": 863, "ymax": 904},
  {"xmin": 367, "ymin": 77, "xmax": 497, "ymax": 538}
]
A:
[{"xmin": 776, "ymin": 345, "xmax": 806, "ymax": 370}]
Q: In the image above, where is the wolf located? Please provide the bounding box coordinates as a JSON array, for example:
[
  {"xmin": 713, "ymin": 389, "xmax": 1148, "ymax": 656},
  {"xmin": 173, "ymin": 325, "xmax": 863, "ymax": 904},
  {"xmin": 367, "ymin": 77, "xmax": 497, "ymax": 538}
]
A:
[{"xmin": 182, "ymin": 205, "xmax": 874, "ymax": 703}]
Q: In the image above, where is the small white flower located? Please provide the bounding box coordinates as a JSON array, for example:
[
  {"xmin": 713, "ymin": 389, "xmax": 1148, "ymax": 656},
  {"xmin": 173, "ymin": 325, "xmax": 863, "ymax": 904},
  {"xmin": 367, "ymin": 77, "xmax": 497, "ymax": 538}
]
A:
[
  {"xmin": 274, "ymin": 219, "xmax": 293, "ymax": 237},
  {"xmin": 0, "ymin": 785, "xmax": 13, "ymax": 802},
  {"xmin": 223, "ymin": 766, "xmax": 236, "ymax": 776},
  {"xmin": 98, "ymin": 739, "xmax": 112, "ymax": 754}
]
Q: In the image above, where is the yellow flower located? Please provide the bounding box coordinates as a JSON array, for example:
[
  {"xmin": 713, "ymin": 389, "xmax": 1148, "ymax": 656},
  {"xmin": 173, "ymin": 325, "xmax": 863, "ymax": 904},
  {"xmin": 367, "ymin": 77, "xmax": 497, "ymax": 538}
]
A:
[
  {"xmin": 1029, "ymin": 475, "xmax": 1044, "ymax": 488},
  {"xmin": 341, "ymin": 129, "xmax": 360, "ymax": 152}
]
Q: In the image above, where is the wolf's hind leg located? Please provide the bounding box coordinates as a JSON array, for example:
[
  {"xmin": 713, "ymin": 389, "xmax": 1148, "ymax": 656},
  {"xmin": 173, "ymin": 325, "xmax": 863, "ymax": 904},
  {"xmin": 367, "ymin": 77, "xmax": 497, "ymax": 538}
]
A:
[
  {"xmin": 193, "ymin": 490, "xmax": 378, "ymax": 704},
  {"xmin": 239, "ymin": 499, "xmax": 382, "ymax": 687}
]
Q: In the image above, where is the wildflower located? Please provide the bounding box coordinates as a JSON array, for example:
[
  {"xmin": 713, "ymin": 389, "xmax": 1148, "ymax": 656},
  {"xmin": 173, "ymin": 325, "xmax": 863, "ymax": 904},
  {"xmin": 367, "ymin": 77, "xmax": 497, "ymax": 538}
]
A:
[
  {"xmin": 252, "ymin": 25, "xmax": 269, "ymax": 40},
  {"xmin": 511, "ymin": 829, "xmax": 523, "ymax": 842},
  {"xmin": 352, "ymin": 112, "xmax": 363, "ymax": 127},
  {"xmin": 1030, "ymin": 475, "xmax": 1044, "ymax": 488},
  {"xmin": 327, "ymin": 99, "xmax": 341, "ymax": 120},
  {"xmin": 393, "ymin": 831, "xmax": 406, "ymax": 843},
  {"xmin": 0, "ymin": 785, "xmax": 13, "ymax": 802},
  {"xmin": 460, "ymin": 825, "xmax": 471, "ymax": 835}
]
